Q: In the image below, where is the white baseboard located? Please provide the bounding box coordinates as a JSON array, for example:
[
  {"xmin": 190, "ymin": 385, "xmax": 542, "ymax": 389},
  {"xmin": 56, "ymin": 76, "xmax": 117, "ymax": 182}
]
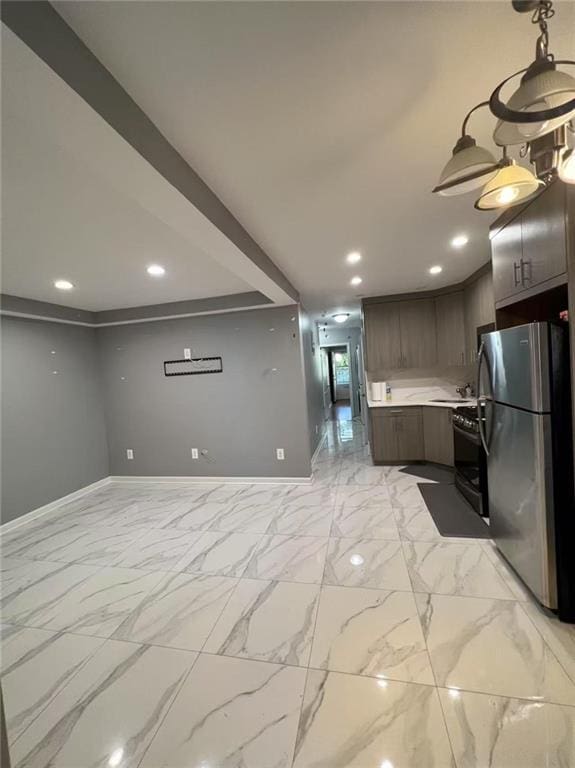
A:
[
  {"xmin": 110, "ymin": 475, "xmax": 312, "ymax": 485},
  {"xmin": 0, "ymin": 476, "xmax": 112, "ymax": 535},
  {"xmin": 311, "ymin": 430, "xmax": 328, "ymax": 464}
]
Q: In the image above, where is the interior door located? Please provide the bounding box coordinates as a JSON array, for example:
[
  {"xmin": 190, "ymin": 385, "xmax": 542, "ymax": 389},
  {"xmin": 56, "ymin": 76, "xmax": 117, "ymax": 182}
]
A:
[{"xmin": 488, "ymin": 402, "xmax": 556, "ymax": 608}]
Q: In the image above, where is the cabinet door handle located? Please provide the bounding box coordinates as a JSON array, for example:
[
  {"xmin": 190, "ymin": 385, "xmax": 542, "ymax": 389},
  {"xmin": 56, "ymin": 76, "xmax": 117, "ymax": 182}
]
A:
[
  {"xmin": 513, "ymin": 261, "xmax": 521, "ymax": 287},
  {"xmin": 520, "ymin": 258, "xmax": 532, "ymax": 286}
]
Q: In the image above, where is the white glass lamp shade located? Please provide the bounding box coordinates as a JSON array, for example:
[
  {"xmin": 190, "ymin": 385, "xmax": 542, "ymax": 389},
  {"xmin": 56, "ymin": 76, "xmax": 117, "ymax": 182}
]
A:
[
  {"xmin": 475, "ymin": 161, "xmax": 541, "ymax": 211},
  {"xmin": 433, "ymin": 139, "xmax": 499, "ymax": 196},
  {"xmin": 493, "ymin": 68, "xmax": 575, "ymax": 146},
  {"xmin": 559, "ymin": 148, "xmax": 575, "ymax": 184}
]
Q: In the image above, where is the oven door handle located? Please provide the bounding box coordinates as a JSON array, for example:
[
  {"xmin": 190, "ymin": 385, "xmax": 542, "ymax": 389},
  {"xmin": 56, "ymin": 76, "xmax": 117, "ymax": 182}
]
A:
[{"xmin": 476, "ymin": 341, "xmax": 490, "ymax": 456}]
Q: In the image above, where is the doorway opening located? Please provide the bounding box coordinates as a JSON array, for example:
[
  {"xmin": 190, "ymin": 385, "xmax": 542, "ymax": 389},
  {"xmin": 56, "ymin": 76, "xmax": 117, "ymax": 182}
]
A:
[{"xmin": 326, "ymin": 345, "xmax": 351, "ymax": 420}]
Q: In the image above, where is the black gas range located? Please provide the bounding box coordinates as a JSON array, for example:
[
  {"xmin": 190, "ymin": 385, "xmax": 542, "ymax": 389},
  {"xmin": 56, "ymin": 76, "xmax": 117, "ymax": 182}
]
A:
[{"xmin": 452, "ymin": 405, "xmax": 489, "ymax": 517}]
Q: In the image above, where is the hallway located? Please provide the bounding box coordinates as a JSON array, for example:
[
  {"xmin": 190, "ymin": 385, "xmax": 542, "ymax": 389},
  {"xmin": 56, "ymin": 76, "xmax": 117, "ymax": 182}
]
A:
[{"xmin": 1, "ymin": 411, "xmax": 574, "ymax": 767}]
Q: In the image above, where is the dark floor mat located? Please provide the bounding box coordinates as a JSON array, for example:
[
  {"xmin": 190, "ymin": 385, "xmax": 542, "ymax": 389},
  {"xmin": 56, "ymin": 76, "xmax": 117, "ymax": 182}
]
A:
[
  {"xmin": 417, "ymin": 483, "xmax": 490, "ymax": 539},
  {"xmin": 400, "ymin": 464, "xmax": 454, "ymax": 484}
]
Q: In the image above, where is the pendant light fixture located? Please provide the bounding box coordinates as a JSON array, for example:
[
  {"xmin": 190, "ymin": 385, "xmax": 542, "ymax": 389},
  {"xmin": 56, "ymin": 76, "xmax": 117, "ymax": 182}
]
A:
[
  {"xmin": 475, "ymin": 152, "xmax": 542, "ymax": 210},
  {"xmin": 432, "ymin": 103, "xmax": 500, "ymax": 196},
  {"xmin": 491, "ymin": 2, "xmax": 575, "ymax": 146},
  {"xmin": 559, "ymin": 148, "xmax": 575, "ymax": 183},
  {"xmin": 433, "ymin": 0, "xmax": 575, "ymax": 210}
]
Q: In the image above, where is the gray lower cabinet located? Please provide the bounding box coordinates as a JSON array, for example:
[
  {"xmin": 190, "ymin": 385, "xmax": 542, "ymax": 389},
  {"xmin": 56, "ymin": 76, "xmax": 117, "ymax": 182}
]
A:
[
  {"xmin": 370, "ymin": 407, "xmax": 424, "ymax": 463},
  {"xmin": 370, "ymin": 405, "xmax": 454, "ymax": 466},
  {"xmin": 423, "ymin": 407, "xmax": 454, "ymax": 466}
]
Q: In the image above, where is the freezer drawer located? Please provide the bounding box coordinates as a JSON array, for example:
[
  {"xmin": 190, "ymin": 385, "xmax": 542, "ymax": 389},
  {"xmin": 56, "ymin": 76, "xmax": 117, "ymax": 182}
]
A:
[{"xmin": 487, "ymin": 403, "xmax": 556, "ymax": 608}]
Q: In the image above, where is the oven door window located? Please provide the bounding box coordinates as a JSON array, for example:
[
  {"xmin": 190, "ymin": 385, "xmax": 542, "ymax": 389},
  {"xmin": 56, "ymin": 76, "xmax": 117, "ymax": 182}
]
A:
[{"xmin": 454, "ymin": 425, "xmax": 481, "ymax": 490}]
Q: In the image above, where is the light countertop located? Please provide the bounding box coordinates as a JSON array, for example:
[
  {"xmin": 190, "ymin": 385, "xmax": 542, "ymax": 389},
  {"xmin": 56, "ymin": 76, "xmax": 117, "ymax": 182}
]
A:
[{"xmin": 367, "ymin": 396, "xmax": 476, "ymax": 409}]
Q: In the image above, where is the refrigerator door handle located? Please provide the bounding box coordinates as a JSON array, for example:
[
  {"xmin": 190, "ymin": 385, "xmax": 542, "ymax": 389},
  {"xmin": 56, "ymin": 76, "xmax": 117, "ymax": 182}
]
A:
[{"xmin": 476, "ymin": 341, "xmax": 490, "ymax": 456}]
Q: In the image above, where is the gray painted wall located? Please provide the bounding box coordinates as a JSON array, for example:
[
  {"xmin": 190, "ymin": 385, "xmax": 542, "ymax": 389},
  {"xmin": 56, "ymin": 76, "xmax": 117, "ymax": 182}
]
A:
[
  {"xmin": 299, "ymin": 311, "xmax": 325, "ymax": 456},
  {"xmin": 1, "ymin": 317, "xmax": 109, "ymax": 524},
  {"xmin": 97, "ymin": 305, "xmax": 312, "ymax": 478}
]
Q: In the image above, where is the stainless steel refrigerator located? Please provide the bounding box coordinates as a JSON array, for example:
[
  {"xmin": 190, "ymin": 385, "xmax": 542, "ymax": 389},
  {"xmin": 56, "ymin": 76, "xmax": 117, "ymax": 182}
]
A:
[{"xmin": 478, "ymin": 322, "xmax": 574, "ymax": 620}]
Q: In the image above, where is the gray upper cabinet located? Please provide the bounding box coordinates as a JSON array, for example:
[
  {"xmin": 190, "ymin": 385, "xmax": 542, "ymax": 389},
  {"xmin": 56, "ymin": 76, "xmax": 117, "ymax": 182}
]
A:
[
  {"xmin": 399, "ymin": 300, "xmax": 437, "ymax": 368},
  {"xmin": 363, "ymin": 303, "xmax": 401, "ymax": 370},
  {"xmin": 436, "ymin": 292, "xmax": 465, "ymax": 367},
  {"xmin": 521, "ymin": 181, "xmax": 567, "ymax": 290},
  {"xmin": 464, "ymin": 269, "xmax": 495, "ymax": 365},
  {"xmin": 491, "ymin": 181, "xmax": 568, "ymax": 307},
  {"xmin": 491, "ymin": 217, "xmax": 523, "ymax": 304}
]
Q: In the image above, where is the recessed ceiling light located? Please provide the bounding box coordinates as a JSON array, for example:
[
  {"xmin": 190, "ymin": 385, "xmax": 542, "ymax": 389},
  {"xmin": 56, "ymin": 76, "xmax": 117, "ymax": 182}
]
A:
[
  {"xmin": 54, "ymin": 279, "xmax": 74, "ymax": 291},
  {"xmin": 350, "ymin": 276, "xmax": 363, "ymax": 286},
  {"xmin": 147, "ymin": 264, "xmax": 165, "ymax": 277},
  {"xmin": 346, "ymin": 251, "xmax": 361, "ymax": 264},
  {"xmin": 332, "ymin": 313, "xmax": 350, "ymax": 324},
  {"xmin": 451, "ymin": 234, "xmax": 469, "ymax": 248},
  {"xmin": 429, "ymin": 265, "xmax": 443, "ymax": 275},
  {"xmin": 350, "ymin": 553, "xmax": 364, "ymax": 566}
]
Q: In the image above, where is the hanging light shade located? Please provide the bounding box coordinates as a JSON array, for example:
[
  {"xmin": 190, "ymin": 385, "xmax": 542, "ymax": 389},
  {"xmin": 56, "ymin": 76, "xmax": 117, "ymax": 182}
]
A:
[
  {"xmin": 433, "ymin": 135, "xmax": 499, "ymax": 196},
  {"xmin": 559, "ymin": 148, "xmax": 575, "ymax": 184},
  {"xmin": 492, "ymin": 62, "xmax": 575, "ymax": 146},
  {"xmin": 474, "ymin": 159, "xmax": 542, "ymax": 210}
]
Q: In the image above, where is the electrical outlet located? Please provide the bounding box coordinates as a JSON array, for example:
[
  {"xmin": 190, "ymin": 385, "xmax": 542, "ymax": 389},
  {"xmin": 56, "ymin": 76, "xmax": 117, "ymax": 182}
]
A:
[
  {"xmin": 276, "ymin": 448, "xmax": 285, "ymax": 461},
  {"xmin": 126, "ymin": 449, "xmax": 134, "ymax": 460},
  {"xmin": 191, "ymin": 448, "xmax": 199, "ymax": 459},
  {"xmin": 315, "ymin": 424, "xmax": 319, "ymax": 434},
  {"xmin": 184, "ymin": 348, "xmax": 191, "ymax": 360}
]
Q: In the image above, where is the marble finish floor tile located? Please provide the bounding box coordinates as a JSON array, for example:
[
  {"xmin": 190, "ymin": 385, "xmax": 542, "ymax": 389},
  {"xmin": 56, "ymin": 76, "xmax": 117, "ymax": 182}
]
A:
[
  {"xmin": 101, "ymin": 497, "xmax": 197, "ymax": 528},
  {"xmin": 111, "ymin": 528, "xmax": 204, "ymax": 572},
  {"xmin": 283, "ymin": 485, "xmax": 336, "ymax": 506},
  {"xmin": 1, "ymin": 520, "xmax": 72, "ymax": 560},
  {"xmin": 3, "ymin": 563, "xmax": 164, "ymax": 638},
  {"xmin": 2, "ymin": 524, "xmax": 147, "ymax": 566},
  {"xmin": 1, "ymin": 560, "xmax": 101, "ymax": 625},
  {"xmin": 416, "ymin": 593, "xmax": 575, "ymax": 705},
  {"xmin": 11, "ymin": 639, "xmax": 196, "ymax": 768},
  {"xmin": 438, "ymin": 687, "xmax": 575, "ymax": 768},
  {"xmin": 113, "ymin": 572, "xmax": 237, "ymax": 650},
  {"xmin": 292, "ymin": 670, "xmax": 455, "ymax": 767},
  {"xmin": 324, "ymin": 538, "xmax": 412, "ymax": 591},
  {"xmin": 176, "ymin": 530, "xmax": 263, "ymax": 577},
  {"xmin": 235, "ymin": 484, "xmax": 291, "ymax": 505},
  {"xmin": 204, "ymin": 578, "xmax": 320, "ymax": 665},
  {"xmin": 162, "ymin": 500, "xmax": 238, "ymax": 531},
  {"xmin": 205, "ymin": 499, "xmax": 280, "ymax": 533},
  {"xmin": 334, "ymin": 486, "xmax": 391, "ymax": 508},
  {"xmin": 521, "ymin": 601, "xmax": 575, "ymax": 684},
  {"xmin": 266, "ymin": 503, "xmax": 333, "ymax": 536},
  {"xmin": 331, "ymin": 505, "xmax": 399, "ymax": 539},
  {"xmin": 309, "ymin": 586, "xmax": 434, "ymax": 684},
  {"xmin": 0, "ymin": 625, "xmax": 105, "ymax": 743},
  {"xmin": 50, "ymin": 496, "xmax": 136, "ymax": 527},
  {"xmin": 403, "ymin": 541, "xmax": 515, "ymax": 599},
  {"xmin": 245, "ymin": 535, "xmax": 328, "ymax": 584},
  {"xmin": 140, "ymin": 654, "xmax": 306, "ymax": 768},
  {"xmin": 1, "ymin": 557, "xmax": 68, "ymax": 598},
  {"xmin": 336, "ymin": 464, "xmax": 389, "ymax": 486},
  {"xmin": 387, "ymin": 479, "xmax": 427, "ymax": 509}
]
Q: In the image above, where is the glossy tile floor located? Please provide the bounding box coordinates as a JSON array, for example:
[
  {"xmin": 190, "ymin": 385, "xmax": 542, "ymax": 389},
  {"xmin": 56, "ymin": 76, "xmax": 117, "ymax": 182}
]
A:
[{"xmin": 1, "ymin": 409, "xmax": 575, "ymax": 767}]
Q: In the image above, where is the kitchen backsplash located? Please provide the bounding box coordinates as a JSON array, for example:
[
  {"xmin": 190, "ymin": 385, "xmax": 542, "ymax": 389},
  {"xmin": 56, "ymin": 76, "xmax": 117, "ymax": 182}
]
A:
[{"xmin": 366, "ymin": 366, "xmax": 476, "ymax": 401}]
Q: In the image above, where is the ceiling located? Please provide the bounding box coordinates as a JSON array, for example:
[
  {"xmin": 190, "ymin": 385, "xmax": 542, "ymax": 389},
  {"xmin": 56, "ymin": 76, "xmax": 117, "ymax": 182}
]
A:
[
  {"xmin": 3, "ymin": 2, "xmax": 574, "ymax": 321},
  {"xmin": 53, "ymin": 0, "xmax": 574, "ymax": 322},
  {"xmin": 1, "ymin": 103, "xmax": 253, "ymax": 311}
]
